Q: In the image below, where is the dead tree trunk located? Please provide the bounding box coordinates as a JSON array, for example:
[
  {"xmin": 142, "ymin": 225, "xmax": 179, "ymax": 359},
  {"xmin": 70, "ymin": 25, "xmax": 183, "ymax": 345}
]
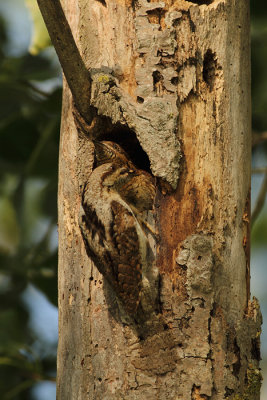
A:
[{"xmin": 39, "ymin": 0, "xmax": 262, "ymax": 398}]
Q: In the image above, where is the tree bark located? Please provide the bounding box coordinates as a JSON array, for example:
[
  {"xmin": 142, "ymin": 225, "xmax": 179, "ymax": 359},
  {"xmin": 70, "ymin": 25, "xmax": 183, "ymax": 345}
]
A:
[{"xmin": 56, "ymin": 0, "xmax": 262, "ymax": 399}]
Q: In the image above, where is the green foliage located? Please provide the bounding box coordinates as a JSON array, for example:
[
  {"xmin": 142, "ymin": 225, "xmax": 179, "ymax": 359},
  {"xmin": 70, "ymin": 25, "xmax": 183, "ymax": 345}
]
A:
[
  {"xmin": 25, "ymin": 0, "xmax": 51, "ymax": 55},
  {"xmin": 251, "ymin": 1, "xmax": 267, "ymax": 133},
  {"xmin": 251, "ymin": 0, "xmax": 267, "ymax": 250},
  {"xmin": 252, "ymin": 213, "xmax": 267, "ymax": 248},
  {"xmin": 0, "ymin": 6, "xmax": 60, "ymax": 398}
]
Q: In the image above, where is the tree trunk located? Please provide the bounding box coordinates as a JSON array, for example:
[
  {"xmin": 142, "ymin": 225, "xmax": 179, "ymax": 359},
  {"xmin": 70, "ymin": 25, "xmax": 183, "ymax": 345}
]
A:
[{"xmin": 56, "ymin": 0, "xmax": 262, "ymax": 399}]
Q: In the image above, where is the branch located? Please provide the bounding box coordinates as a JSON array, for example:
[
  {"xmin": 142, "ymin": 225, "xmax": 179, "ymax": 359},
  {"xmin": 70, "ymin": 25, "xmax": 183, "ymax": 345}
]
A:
[
  {"xmin": 251, "ymin": 171, "xmax": 267, "ymax": 228},
  {"xmin": 252, "ymin": 167, "xmax": 267, "ymax": 174},
  {"xmin": 37, "ymin": 0, "xmax": 92, "ymax": 119}
]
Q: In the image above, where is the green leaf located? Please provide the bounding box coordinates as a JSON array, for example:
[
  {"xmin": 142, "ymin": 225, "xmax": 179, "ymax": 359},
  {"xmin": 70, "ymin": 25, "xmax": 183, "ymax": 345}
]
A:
[
  {"xmin": 0, "ymin": 197, "xmax": 19, "ymax": 254},
  {"xmin": 25, "ymin": 0, "xmax": 51, "ymax": 55}
]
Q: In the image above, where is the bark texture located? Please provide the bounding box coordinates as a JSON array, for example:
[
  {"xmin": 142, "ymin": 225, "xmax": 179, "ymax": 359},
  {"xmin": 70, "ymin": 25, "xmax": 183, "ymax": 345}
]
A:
[{"xmin": 57, "ymin": 0, "xmax": 261, "ymax": 399}]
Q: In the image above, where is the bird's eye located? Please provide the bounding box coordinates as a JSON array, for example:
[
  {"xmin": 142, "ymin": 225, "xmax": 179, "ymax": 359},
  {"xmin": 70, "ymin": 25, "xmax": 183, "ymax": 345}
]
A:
[{"xmin": 119, "ymin": 168, "xmax": 128, "ymax": 175}]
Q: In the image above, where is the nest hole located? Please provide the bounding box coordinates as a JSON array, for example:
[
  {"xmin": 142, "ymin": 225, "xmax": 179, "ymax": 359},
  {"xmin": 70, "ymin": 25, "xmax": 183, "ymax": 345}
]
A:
[
  {"xmin": 153, "ymin": 70, "xmax": 164, "ymax": 91},
  {"xmin": 251, "ymin": 337, "xmax": 261, "ymax": 361},
  {"xmin": 98, "ymin": 125, "xmax": 151, "ymax": 173}
]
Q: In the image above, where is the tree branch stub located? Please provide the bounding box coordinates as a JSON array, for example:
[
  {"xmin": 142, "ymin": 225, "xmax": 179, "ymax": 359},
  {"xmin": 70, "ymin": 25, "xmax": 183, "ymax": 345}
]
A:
[{"xmin": 37, "ymin": 0, "xmax": 92, "ymax": 120}]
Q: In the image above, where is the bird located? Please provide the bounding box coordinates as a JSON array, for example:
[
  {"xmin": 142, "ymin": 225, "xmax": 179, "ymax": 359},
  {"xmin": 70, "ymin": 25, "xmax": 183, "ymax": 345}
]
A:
[{"xmin": 79, "ymin": 141, "xmax": 156, "ymax": 314}]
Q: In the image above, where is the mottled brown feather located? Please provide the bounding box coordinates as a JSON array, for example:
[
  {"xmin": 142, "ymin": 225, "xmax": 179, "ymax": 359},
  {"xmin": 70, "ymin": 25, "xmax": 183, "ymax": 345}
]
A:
[
  {"xmin": 79, "ymin": 141, "xmax": 156, "ymax": 315},
  {"xmin": 110, "ymin": 201, "xmax": 142, "ymax": 314}
]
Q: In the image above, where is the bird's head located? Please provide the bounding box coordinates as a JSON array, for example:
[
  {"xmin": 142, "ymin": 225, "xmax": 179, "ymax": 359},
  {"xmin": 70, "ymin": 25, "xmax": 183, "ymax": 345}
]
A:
[{"xmin": 94, "ymin": 141, "xmax": 131, "ymax": 167}]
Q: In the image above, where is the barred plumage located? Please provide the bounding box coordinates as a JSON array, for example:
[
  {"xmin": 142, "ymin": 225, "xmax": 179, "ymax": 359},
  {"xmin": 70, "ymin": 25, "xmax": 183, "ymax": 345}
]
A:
[{"xmin": 79, "ymin": 141, "xmax": 156, "ymax": 314}]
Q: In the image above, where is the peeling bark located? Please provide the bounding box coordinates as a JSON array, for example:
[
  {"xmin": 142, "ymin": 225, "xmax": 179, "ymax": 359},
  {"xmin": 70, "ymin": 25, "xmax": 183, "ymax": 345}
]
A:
[{"xmin": 56, "ymin": 0, "xmax": 262, "ymax": 399}]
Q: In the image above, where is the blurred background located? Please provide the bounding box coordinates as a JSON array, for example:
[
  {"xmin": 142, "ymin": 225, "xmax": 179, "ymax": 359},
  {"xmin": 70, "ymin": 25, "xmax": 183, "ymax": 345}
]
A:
[{"xmin": 0, "ymin": 0, "xmax": 266, "ymax": 398}]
